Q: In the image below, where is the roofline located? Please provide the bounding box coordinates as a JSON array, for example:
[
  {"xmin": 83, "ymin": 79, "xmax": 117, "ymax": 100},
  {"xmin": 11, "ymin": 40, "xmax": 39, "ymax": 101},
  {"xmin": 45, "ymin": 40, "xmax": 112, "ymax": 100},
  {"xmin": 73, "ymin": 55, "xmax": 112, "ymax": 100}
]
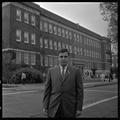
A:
[{"xmin": 3, "ymin": 2, "xmax": 107, "ymax": 40}]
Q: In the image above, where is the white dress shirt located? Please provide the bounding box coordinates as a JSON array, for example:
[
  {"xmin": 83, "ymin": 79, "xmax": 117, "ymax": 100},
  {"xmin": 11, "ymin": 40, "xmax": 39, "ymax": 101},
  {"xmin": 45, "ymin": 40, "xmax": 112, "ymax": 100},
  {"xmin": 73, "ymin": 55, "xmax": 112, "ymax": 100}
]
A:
[{"xmin": 59, "ymin": 65, "xmax": 68, "ymax": 75}]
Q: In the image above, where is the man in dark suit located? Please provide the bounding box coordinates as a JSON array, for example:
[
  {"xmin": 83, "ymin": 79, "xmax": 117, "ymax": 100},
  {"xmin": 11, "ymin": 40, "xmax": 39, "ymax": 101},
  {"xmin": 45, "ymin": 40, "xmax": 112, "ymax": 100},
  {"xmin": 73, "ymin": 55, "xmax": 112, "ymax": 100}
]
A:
[{"xmin": 43, "ymin": 48, "xmax": 84, "ymax": 118}]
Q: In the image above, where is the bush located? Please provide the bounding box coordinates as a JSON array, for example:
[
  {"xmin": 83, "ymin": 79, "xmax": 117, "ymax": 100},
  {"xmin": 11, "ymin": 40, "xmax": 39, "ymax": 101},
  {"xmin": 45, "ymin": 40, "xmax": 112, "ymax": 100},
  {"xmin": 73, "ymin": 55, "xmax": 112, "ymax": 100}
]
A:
[{"xmin": 10, "ymin": 67, "xmax": 44, "ymax": 84}]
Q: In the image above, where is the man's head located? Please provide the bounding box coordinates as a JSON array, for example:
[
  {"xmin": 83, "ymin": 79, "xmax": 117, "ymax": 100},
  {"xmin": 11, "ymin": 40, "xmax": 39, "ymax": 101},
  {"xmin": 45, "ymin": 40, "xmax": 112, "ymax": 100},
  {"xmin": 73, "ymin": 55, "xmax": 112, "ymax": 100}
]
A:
[{"xmin": 58, "ymin": 48, "xmax": 70, "ymax": 67}]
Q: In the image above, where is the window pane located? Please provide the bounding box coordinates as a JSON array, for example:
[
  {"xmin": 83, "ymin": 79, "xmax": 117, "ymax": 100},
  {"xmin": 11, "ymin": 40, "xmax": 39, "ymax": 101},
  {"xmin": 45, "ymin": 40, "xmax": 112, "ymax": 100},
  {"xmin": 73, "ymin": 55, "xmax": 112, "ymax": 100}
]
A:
[
  {"xmin": 16, "ymin": 51, "xmax": 21, "ymax": 64},
  {"xmin": 40, "ymin": 20, "xmax": 43, "ymax": 31},
  {"xmin": 40, "ymin": 37, "xmax": 43, "ymax": 48},
  {"xmin": 58, "ymin": 42, "xmax": 61, "ymax": 50},
  {"xmin": 31, "ymin": 15, "xmax": 35, "ymax": 26},
  {"xmin": 65, "ymin": 30, "xmax": 68, "ymax": 39},
  {"xmin": 40, "ymin": 55, "xmax": 43, "ymax": 66},
  {"xmin": 74, "ymin": 33, "xmax": 76, "ymax": 41},
  {"xmin": 58, "ymin": 27, "xmax": 61, "ymax": 36},
  {"xmin": 24, "ymin": 12, "xmax": 29, "ymax": 24},
  {"xmin": 49, "ymin": 23, "xmax": 53, "ymax": 33},
  {"xmin": 24, "ymin": 52, "xmax": 29, "ymax": 64},
  {"xmin": 53, "ymin": 25, "xmax": 57, "ymax": 35},
  {"xmin": 49, "ymin": 40, "xmax": 53, "ymax": 49},
  {"xmin": 44, "ymin": 39, "xmax": 48, "ymax": 48},
  {"xmin": 62, "ymin": 29, "xmax": 65, "ymax": 37},
  {"xmin": 16, "ymin": 30, "xmax": 21, "ymax": 42},
  {"xmin": 31, "ymin": 53, "xmax": 36, "ymax": 65},
  {"xmin": 44, "ymin": 21, "xmax": 48, "ymax": 32},
  {"xmin": 54, "ymin": 41, "xmax": 57, "ymax": 50},
  {"xmin": 45, "ymin": 56, "xmax": 48, "ymax": 66},
  {"xmin": 24, "ymin": 32, "xmax": 29, "ymax": 43},
  {"xmin": 31, "ymin": 33, "xmax": 35, "ymax": 44},
  {"xmin": 16, "ymin": 9, "xmax": 21, "ymax": 21}
]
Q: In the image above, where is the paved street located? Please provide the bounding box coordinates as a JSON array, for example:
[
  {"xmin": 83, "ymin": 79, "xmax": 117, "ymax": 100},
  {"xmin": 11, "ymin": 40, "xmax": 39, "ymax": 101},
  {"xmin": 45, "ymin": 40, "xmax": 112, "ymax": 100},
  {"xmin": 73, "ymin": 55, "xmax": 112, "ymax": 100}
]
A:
[{"xmin": 2, "ymin": 83, "xmax": 118, "ymax": 118}]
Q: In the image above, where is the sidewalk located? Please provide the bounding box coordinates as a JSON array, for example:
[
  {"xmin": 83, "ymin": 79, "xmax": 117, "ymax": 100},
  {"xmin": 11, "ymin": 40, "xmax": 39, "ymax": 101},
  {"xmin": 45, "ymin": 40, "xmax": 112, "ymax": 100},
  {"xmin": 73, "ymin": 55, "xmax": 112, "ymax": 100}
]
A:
[{"xmin": 2, "ymin": 79, "xmax": 118, "ymax": 91}]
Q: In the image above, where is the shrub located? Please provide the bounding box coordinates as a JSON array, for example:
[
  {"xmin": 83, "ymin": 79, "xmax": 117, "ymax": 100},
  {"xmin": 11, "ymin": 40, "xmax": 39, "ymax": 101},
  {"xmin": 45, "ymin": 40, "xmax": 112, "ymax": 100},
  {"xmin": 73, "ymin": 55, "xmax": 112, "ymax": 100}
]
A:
[{"xmin": 10, "ymin": 67, "xmax": 44, "ymax": 84}]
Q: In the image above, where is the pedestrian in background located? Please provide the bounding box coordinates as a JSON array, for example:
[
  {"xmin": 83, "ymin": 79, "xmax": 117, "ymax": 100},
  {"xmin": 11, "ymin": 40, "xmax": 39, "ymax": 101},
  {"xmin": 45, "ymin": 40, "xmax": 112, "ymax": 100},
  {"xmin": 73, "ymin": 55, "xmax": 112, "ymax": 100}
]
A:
[
  {"xmin": 109, "ymin": 72, "xmax": 113, "ymax": 82},
  {"xmin": 100, "ymin": 73, "xmax": 105, "ymax": 81},
  {"xmin": 43, "ymin": 48, "xmax": 84, "ymax": 118},
  {"xmin": 21, "ymin": 72, "xmax": 26, "ymax": 84}
]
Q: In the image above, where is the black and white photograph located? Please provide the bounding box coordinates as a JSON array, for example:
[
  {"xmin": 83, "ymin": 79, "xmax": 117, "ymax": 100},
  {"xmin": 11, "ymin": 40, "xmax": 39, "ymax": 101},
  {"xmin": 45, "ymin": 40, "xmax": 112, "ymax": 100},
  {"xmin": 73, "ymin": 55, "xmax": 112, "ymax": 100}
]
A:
[{"xmin": 2, "ymin": 2, "xmax": 118, "ymax": 118}]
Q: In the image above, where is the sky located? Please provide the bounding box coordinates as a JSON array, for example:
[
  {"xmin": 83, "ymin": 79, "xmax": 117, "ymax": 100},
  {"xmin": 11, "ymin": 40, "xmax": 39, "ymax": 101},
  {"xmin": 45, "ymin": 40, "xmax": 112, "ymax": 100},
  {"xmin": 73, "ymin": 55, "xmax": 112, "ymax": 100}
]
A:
[{"xmin": 34, "ymin": 2, "xmax": 109, "ymax": 37}]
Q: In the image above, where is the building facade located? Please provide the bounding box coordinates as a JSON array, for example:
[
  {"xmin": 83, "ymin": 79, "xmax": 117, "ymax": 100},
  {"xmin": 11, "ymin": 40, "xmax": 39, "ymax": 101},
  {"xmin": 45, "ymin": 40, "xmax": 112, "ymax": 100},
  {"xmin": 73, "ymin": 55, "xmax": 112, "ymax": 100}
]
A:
[{"xmin": 2, "ymin": 2, "xmax": 112, "ymax": 76}]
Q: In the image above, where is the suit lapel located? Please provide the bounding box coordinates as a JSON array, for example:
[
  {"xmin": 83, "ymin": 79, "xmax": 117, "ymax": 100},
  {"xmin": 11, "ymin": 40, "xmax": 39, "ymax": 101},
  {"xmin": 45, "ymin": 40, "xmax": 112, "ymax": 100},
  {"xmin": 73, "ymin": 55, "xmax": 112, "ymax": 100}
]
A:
[{"xmin": 56, "ymin": 66, "xmax": 63, "ymax": 83}]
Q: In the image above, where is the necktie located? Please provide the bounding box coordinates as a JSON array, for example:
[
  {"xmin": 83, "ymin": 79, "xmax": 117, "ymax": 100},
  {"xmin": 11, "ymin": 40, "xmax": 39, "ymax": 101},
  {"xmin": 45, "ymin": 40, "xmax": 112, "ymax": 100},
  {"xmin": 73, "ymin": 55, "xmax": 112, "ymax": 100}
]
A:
[{"xmin": 61, "ymin": 67, "xmax": 65, "ymax": 80}]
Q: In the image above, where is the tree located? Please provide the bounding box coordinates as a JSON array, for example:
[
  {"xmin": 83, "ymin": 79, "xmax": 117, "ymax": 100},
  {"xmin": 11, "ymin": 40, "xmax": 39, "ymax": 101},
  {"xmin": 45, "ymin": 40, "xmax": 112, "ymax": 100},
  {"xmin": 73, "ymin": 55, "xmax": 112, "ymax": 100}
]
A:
[
  {"xmin": 2, "ymin": 50, "xmax": 16, "ymax": 83},
  {"xmin": 99, "ymin": 2, "xmax": 118, "ymax": 54}
]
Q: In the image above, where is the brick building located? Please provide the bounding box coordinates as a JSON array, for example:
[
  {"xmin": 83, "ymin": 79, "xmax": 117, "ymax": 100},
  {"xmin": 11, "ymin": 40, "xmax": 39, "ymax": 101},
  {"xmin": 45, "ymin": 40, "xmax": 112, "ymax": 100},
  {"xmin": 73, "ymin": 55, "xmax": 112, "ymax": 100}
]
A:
[{"xmin": 2, "ymin": 2, "xmax": 112, "ymax": 76}]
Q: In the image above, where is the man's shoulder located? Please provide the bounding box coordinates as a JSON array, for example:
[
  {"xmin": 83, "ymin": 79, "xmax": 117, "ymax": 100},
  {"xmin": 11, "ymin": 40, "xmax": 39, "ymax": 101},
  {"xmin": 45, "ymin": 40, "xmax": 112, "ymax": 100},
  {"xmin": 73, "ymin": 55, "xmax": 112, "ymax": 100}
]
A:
[
  {"xmin": 70, "ymin": 65, "xmax": 79, "ymax": 71},
  {"xmin": 48, "ymin": 65, "xmax": 59, "ymax": 71}
]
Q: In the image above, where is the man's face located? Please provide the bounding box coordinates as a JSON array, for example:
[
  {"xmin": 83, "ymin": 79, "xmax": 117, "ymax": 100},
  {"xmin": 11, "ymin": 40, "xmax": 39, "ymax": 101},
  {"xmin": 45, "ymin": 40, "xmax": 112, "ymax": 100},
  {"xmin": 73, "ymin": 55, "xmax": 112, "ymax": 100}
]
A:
[{"xmin": 58, "ymin": 52, "xmax": 69, "ymax": 67}]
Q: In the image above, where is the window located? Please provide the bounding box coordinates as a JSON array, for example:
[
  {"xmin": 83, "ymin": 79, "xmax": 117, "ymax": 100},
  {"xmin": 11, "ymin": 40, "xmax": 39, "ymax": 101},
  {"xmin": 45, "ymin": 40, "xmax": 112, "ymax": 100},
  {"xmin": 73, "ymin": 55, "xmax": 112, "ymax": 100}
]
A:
[
  {"xmin": 53, "ymin": 25, "xmax": 57, "ymax": 35},
  {"xmin": 40, "ymin": 55, "xmax": 43, "ymax": 66},
  {"xmin": 81, "ymin": 35, "xmax": 84, "ymax": 43},
  {"xmin": 24, "ymin": 52, "xmax": 29, "ymax": 64},
  {"xmin": 24, "ymin": 12, "xmax": 29, "ymax": 24},
  {"xmin": 88, "ymin": 38, "xmax": 90, "ymax": 45},
  {"xmin": 40, "ymin": 37, "xmax": 43, "ymax": 48},
  {"xmin": 66, "ymin": 44, "xmax": 69, "ymax": 50},
  {"xmin": 89, "ymin": 39, "xmax": 91, "ymax": 46},
  {"xmin": 53, "ymin": 56, "xmax": 57, "ymax": 66},
  {"xmin": 31, "ymin": 15, "xmax": 35, "ymax": 26},
  {"xmin": 84, "ymin": 36, "xmax": 87, "ymax": 45},
  {"xmin": 62, "ymin": 43, "xmax": 65, "ymax": 49},
  {"xmin": 40, "ymin": 20, "xmax": 43, "ymax": 31},
  {"xmin": 65, "ymin": 30, "xmax": 68, "ymax": 39},
  {"xmin": 91, "ymin": 51, "xmax": 93, "ymax": 58},
  {"xmin": 58, "ymin": 42, "xmax": 61, "ymax": 50},
  {"xmin": 44, "ymin": 39, "xmax": 48, "ymax": 48},
  {"xmin": 74, "ymin": 46, "xmax": 77, "ymax": 54},
  {"xmin": 74, "ymin": 33, "xmax": 76, "ymax": 41},
  {"xmin": 49, "ymin": 56, "xmax": 53, "ymax": 66},
  {"xmin": 89, "ymin": 50, "xmax": 91, "ymax": 57},
  {"xmin": 58, "ymin": 27, "xmax": 61, "ymax": 36},
  {"xmin": 86, "ymin": 38, "xmax": 88, "ymax": 45},
  {"xmin": 43, "ymin": 21, "xmax": 48, "ymax": 32},
  {"xmin": 16, "ymin": 51, "xmax": 21, "ymax": 64},
  {"xmin": 31, "ymin": 33, "xmax": 35, "ymax": 44},
  {"xmin": 16, "ymin": 9, "xmax": 21, "ymax": 21},
  {"xmin": 79, "ymin": 34, "xmax": 82, "ymax": 43},
  {"xmin": 80, "ymin": 48, "xmax": 83, "ymax": 56},
  {"xmin": 86, "ymin": 50, "xmax": 88, "ymax": 56},
  {"xmin": 49, "ymin": 23, "xmax": 53, "ymax": 33},
  {"xmin": 45, "ymin": 56, "xmax": 48, "ymax": 66},
  {"xmin": 62, "ymin": 29, "xmax": 65, "ymax": 37},
  {"xmin": 77, "ymin": 34, "xmax": 79, "ymax": 42},
  {"xmin": 69, "ymin": 31, "xmax": 72, "ymax": 40},
  {"xmin": 49, "ymin": 40, "xmax": 53, "ymax": 49},
  {"xmin": 77, "ymin": 47, "xmax": 79, "ymax": 55},
  {"xmin": 16, "ymin": 29, "xmax": 21, "ymax": 42},
  {"xmin": 84, "ymin": 49, "xmax": 86, "ymax": 56},
  {"xmin": 69, "ymin": 45, "xmax": 72, "ymax": 53},
  {"xmin": 54, "ymin": 41, "xmax": 57, "ymax": 50},
  {"xmin": 31, "ymin": 53, "xmax": 36, "ymax": 65},
  {"xmin": 24, "ymin": 32, "xmax": 29, "ymax": 43}
]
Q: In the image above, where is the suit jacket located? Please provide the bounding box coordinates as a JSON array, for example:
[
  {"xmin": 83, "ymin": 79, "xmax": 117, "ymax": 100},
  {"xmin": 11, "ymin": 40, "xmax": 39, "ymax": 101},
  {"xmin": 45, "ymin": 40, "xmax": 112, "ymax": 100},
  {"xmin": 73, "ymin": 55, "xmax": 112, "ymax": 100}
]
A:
[{"xmin": 43, "ymin": 65, "xmax": 84, "ymax": 118}]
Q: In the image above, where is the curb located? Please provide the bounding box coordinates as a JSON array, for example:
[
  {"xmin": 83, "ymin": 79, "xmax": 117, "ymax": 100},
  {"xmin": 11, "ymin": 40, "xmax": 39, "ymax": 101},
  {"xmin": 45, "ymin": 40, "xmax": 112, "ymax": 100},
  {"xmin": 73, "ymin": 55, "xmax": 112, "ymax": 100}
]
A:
[
  {"xmin": 2, "ymin": 82, "xmax": 117, "ymax": 91},
  {"xmin": 84, "ymin": 81, "xmax": 117, "ymax": 88}
]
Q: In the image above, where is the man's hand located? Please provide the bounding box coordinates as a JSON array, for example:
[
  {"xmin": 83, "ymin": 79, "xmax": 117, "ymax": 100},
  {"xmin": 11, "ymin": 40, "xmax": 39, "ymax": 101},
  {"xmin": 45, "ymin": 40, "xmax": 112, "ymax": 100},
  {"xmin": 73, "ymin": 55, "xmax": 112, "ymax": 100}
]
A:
[
  {"xmin": 43, "ymin": 108, "xmax": 48, "ymax": 118},
  {"xmin": 75, "ymin": 110, "xmax": 82, "ymax": 118}
]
